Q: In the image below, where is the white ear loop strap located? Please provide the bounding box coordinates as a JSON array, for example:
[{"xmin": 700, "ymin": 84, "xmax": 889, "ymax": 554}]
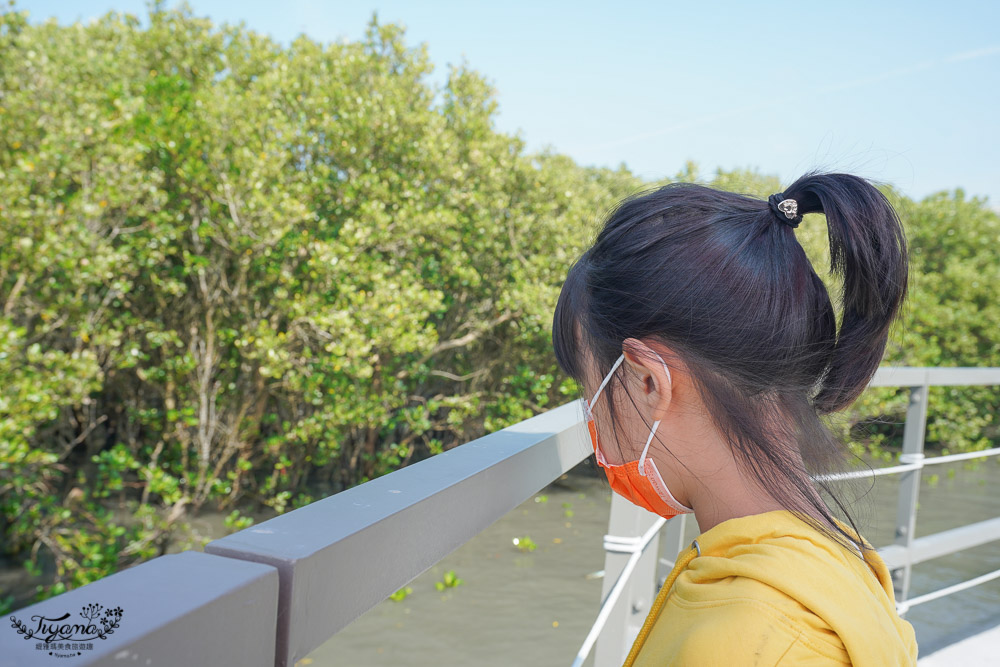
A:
[
  {"xmin": 638, "ymin": 421, "xmax": 660, "ymax": 475},
  {"xmin": 590, "ymin": 352, "xmax": 625, "ymax": 406},
  {"xmin": 638, "ymin": 354, "xmax": 672, "ymax": 475}
]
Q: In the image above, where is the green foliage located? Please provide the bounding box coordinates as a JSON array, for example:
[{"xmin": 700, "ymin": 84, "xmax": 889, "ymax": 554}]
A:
[
  {"xmin": 0, "ymin": 0, "xmax": 996, "ymax": 610},
  {"xmin": 434, "ymin": 569, "xmax": 464, "ymax": 591},
  {"xmin": 223, "ymin": 509, "xmax": 254, "ymax": 533},
  {"xmin": 0, "ymin": 0, "xmax": 636, "ymax": 604}
]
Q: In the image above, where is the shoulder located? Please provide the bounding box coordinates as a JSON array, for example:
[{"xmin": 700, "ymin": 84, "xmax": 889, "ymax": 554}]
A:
[{"xmin": 634, "ymin": 595, "xmax": 850, "ymax": 666}]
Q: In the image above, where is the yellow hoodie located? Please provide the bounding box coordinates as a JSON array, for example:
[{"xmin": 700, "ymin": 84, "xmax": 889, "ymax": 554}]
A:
[{"xmin": 625, "ymin": 510, "xmax": 918, "ymax": 666}]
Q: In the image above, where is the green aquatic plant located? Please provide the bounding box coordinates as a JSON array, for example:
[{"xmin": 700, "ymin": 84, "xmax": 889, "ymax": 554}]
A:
[
  {"xmin": 512, "ymin": 536, "xmax": 537, "ymax": 552},
  {"xmin": 389, "ymin": 586, "xmax": 413, "ymax": 602},
  {"xmin": 435, "ymin": 570, "xmax": 464, "ymax": 591}
]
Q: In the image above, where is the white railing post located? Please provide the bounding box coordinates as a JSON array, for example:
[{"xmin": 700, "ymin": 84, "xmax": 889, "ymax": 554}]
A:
[
  {"xmin": 594, "ymin": 494, "xmax": 661, "ymax": 667},
  {"xmin": 892, "ymin": 382, "xmax": 930, "ymax": 609},
  {"xmin": 658, "ymin": 513, "xmax": 689, "ymax": 581}
]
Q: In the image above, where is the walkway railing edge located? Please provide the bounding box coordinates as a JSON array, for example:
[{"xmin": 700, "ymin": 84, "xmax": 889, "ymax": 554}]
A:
[{"xmin": 4, "ymin": 366, "xmax": 999, "ymax": 667}]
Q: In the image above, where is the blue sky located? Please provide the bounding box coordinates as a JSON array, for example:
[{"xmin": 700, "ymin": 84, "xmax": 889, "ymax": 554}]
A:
[{"xmin": 22, "ymin": 0, "xmax": 1000, "ymax": 206}]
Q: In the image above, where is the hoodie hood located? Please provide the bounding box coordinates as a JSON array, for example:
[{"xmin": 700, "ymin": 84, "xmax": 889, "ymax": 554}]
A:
[{"xmin": 675, "ymin": 509, "xmax": 918, "ymax": 665}]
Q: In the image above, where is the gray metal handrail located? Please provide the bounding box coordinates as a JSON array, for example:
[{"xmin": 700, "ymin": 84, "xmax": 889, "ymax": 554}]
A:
[{"xmin": 2, "ymin": 401, "xmax": 593, "ymax": 666}]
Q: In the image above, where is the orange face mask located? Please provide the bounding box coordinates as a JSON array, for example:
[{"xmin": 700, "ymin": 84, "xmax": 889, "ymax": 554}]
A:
[{"xmin": 583, "ymin": 351, "xmax": 694, "ymax": 519}]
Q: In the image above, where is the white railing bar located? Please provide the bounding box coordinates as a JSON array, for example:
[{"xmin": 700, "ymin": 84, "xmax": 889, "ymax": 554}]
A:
[
  {"xmin": 814, "ymin": 447, "xmax": 1000, "ymax": 483},
  {"xmin": 571, "ymin": 517, "xmax": 666, "ymax": 667},
  {"xmin": 870, "ymin": 366, "xmax": 1000, "ymax": 387},
  {"xmin": 896, "ymin": 567, "xmax": 1000, "ymax": 615},
  {"xmin": 813, "ymin": 462, "xmax": 923, "ymax": 482},
  {"xmin": 922, "ymin": 447, "xmax": 1000, "ymax": 466}
]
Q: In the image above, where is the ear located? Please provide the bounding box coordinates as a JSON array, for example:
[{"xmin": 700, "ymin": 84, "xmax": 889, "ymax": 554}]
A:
[{"xmin": 621, "ymin": 338, "xmax": 673, "ymax": 423}]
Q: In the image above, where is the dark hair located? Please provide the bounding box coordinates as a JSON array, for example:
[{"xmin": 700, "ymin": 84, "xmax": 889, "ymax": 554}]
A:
[{"xmin": 552, "ymin": 171, "xmax": 908, "ymax": 555}]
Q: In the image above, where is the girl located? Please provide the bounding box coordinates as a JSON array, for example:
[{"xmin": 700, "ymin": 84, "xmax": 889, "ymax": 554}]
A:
[{"xmin": 552, "ymin": 172, "xmax": 919, "ymax": 665}]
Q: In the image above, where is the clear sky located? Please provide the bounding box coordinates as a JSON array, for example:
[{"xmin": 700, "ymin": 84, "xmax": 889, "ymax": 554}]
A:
[{"xmin": 21, "ymin": 0, "xmax": 1000, "ymax": 206}]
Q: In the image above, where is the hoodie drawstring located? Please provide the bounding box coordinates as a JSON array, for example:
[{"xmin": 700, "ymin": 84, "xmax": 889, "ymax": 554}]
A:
[{"xmin": 622, "ymin": 539, "xmax": 701, "ymax": 667}]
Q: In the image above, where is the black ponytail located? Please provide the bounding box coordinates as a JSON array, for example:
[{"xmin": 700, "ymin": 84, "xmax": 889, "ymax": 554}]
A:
[{"xmin": 781, "ymin": 172, "xmax": 909, "ymax": 413}]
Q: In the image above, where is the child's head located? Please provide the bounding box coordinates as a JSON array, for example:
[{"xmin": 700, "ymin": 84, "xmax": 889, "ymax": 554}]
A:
[{"xmin": 552, "ymin": 171, "xmax": 908, "ymax": 549}]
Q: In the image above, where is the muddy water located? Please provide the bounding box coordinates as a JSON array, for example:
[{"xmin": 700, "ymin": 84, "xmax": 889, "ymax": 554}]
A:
[
  {"xmin": 303, "ymin": 469, "xmax": 614, "ymax": 667},
  {"xmin": 301, "ymin": 457, "xmax": 1000, "ymax": 666}
]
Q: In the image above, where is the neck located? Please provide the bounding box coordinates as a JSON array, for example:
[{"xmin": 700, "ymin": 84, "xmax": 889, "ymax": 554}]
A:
[
  {"xmin": 687, "ymin": 476, "xmax": 788, "ymax": 533},
  {"xmin": 685, "ymin": 457, "xmax": 837, "ymax": 535}
]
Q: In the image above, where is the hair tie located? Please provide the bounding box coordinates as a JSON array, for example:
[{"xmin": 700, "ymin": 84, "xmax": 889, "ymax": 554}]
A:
[{"xmin": 767, "ymin": 193, "xmax": 802, "ymax": 228}]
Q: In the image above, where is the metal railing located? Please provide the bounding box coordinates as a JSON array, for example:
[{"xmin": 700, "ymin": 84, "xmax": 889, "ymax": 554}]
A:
[
  {"xmin": 577, "ymin": 366, "xmax": 1000, "ymax": 666},
  {"xmin": 2, "ymin": 367, "xmax": 998, "ymax": 667}
]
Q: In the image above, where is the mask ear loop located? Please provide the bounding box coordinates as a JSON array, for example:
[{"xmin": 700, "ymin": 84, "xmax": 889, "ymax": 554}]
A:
[
  {"xmin": 638, "ymin": 353, "xmax": 672, "ymax": 477},
  {"xmin": 638, "ymin": 421, "xmax": 659, "ymax": 477},
  {"xmin": 584, "ymin": 353, "xmax": 625, "ymax": 463},
  {"xmin": 589, "ymin": 353, "xmax": 625, "ymax": 407}
]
